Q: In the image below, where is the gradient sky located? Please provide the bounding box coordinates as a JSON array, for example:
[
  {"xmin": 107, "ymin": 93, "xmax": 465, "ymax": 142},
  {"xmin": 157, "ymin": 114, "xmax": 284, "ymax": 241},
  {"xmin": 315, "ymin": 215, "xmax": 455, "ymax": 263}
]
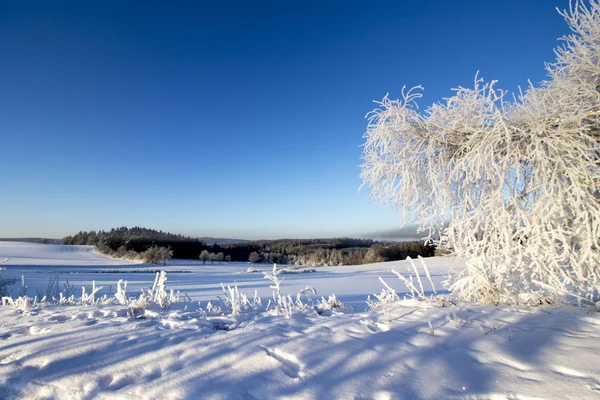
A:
[{"xmin": 0, "ymin": 0, "xmax": 570, "ymax": 239}]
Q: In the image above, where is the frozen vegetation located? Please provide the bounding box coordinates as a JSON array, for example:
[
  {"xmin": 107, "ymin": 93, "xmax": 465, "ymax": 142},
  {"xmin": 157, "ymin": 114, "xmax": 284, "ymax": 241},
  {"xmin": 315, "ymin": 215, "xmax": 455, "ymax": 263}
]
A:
[
  {"xmin": 0, "ymin": 242, "xmax": 599, "ymax": 399},
  {"xmin": 361, "ymin": 0, "xmax": 600, "ymax": 304},
  {"xmin": 2, "ymin": 2, "xmax": 600, "ymax": 399}
]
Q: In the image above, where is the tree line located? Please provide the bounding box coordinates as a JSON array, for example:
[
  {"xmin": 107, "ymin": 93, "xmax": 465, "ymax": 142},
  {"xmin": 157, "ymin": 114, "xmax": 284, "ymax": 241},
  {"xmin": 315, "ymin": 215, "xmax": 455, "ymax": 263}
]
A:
[{"xmin": 62, "ymin": 227, "xmax": 435, "ymax": 266}]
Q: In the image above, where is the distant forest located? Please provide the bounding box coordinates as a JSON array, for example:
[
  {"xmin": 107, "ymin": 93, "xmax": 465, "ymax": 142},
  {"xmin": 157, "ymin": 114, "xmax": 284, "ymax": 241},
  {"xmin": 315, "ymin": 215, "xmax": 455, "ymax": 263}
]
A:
[{"xmin": 62, "ymin": 227, "xmax": 435, "ymax": 266}]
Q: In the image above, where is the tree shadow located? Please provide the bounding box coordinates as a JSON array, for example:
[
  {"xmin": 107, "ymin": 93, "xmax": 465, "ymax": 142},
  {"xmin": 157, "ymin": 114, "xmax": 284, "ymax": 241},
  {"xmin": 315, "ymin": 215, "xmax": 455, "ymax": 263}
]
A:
[{"xmin": 0, "ymin": 302, "xmax": 595, "ymax": 399}]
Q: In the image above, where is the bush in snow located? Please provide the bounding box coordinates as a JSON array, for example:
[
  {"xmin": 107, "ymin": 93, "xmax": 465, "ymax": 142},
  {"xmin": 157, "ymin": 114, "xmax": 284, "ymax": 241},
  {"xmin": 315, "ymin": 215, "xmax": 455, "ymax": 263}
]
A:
[
  {"xmin": 127, "ymin": 296, "xmax": 149, "ymax": 319},
  {"xmin": 295, "ymin": 286, "xmax": 317, "ymax": 311},
  {"xmin": 366, "ymin": 277, "xmax": 400, "ymax": 311},
  {"xmin": 80, "ymin": 281, "xmax": 104, "ymax": 305},
  {"xmin": 141, "ymin": 271, "xmax": 180, "ymax": 309},
  {"xmin": 2, "ymin": 295, "xmax": 38, "ymax": 310},
  {"xmin": 392, "ymin": 256, "xmax": 437, "ymax": 300},
  {"xmin": 361, "ymin": 1, "xmax": 600, "ymax": 304},
  {"xmin": 263, "ymin": 264, "xmax": 283, "ymax": 295},
  {"xmin": 445, "ymin": 311, "xmax": 463, "ymax": 329},
  {"xmin": 259, "ymin": 264, "xmax": 339, "ymax": 317},
  {"xmin": 316, "ymin": 294, "xmax": 344, "ymax": 315},
  {"xmin": 1, "ymin": 265, "xmax": 351, "ymax": 326},
  {"xmin": 262, "ymin": 264, "xmax": 290, "ymax": 316},
  {"xmin": 115, "ymin": 279, "xmax": 128, "ymax": 305},
  {"xmin": 114, "ymin": 272, "xmax": 179, "ymax": 317},
  {"xmin": 0, "ymin": 270, "xmax": 182, "ymax": 315},
  {"xmin": 219, "ymin": 283, "xmax": 262, "ymax": 315}
]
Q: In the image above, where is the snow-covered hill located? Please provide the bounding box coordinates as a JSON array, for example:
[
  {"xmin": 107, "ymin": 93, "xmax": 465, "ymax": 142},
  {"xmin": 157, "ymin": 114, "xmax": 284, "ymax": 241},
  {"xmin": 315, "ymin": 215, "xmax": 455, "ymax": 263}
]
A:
[
  {"xmin": 0, "ymin": 242, "xmax": 137, "ymax": 267},
  {"xmin": 0, "ymin": 242, "xmax": 599, "ymax": 399}
]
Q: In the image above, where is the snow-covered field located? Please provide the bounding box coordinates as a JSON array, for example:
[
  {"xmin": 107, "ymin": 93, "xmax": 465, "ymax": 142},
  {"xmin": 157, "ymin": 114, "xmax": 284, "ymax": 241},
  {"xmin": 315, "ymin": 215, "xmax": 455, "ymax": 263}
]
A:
[
  {"xmin": 1, "ymin": 242, "xmax": 599, "ymax": 399},
  {"xmin": 0, "ymin": 242, "xmax": 454, "ymax": 312}
]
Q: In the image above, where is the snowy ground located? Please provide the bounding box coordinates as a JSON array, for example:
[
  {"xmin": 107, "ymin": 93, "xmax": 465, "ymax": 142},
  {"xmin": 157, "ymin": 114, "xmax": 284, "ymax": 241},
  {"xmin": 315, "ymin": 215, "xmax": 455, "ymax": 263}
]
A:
[
  {"xmin": 0, "ymin": 242, "xmax": 456, "ymax": 312},
  {"xmin": 1, "ymin": 242, "xmax": 599, "ymax": 399}
]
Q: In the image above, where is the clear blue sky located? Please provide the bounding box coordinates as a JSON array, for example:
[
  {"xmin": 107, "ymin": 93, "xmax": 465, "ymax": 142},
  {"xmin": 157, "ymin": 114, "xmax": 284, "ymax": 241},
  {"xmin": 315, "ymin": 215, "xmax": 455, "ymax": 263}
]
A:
[{"xmin": 0, "ymin": 0, "xmax": 570, "ymax": 239}]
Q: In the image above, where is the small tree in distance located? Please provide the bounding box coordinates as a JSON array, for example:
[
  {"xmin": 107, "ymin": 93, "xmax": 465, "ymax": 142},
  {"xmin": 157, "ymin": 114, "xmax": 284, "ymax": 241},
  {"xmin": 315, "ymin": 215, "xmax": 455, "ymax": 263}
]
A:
[
  {"xmin": 199, "ymin": 250, "xmax": 210, "ymax": 265},
  {"xmin": 160, "ymin": 246, "xmax": 173, "ymax": 266},
  {"xmin": 141, "ymin": 245, "xmax": 165, "ymax": 264},
  {"xmin": 361, "ymin": 1, "xmax": 600, "ymax": 303},
  {"xmin": 248, "ymin": 251, "xmax": 260, "ymax": 264}
]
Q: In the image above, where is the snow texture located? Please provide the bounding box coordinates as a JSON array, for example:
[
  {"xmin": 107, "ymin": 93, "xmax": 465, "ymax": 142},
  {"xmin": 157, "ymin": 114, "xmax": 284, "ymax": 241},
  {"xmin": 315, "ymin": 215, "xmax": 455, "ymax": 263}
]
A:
[
  {"xmin": 0, "ymin": 242, "xmax": 599, "ymax": 399},
  {"xmin": 0, "ymin": 242, "xmax": 451, "ymax": 311}
]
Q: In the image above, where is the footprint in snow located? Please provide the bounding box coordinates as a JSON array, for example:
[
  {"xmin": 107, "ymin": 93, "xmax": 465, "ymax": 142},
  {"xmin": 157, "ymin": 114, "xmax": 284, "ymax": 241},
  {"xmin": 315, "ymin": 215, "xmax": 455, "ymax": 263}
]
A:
[
  {"xmin": 74, "ymin": 312, "xmax": 89, "ymax": 320},
  {"xmin": 0, "ymin": 350, "xmax": 32, "ymax": 366},
  {"xmin": 550, "ymin": 365, "xmax": 589, "ymax": 378},
  {"xmin": 96, "ymin": 374, "xmax": 136, "ymax": 391},
  {"xmin": 587, "ymin": 383, "xmax": 600, "ymax": 392},
  {"xmin": 108, "ymin": 374, "xmax": 136, "ymax": 391},
  {"xmin": 88, "ymin": 310, "xmax": 104, "ymax": 319},
  {"xmin": 259, "ymin": 345, "xmax": 305, "ymax": 379},
  {"xmin": 550, "ymin": 366, "xmax": 600, "ymax": 394},
  {"xmin": 48, "ymin": 315, "xmax": 69, "ymax": 322},
  {"xmin": 359, "ymin": 319, "xmax": 389, "ymax": 333},
  {"xmin": 143, "ymin": 367, "xmax": 163, "ymax": 381},
  {"xmin": 29, "ymin": 325, "xmax": 51, "ymax": 335},
  {"xmin": 166, "ymin": 362, "xmax": 184, "ymax": 373},
  {"xmin": 97, "ymin": 374, "xmax": 114, "ymax": 388},
  {"xmin": 0, "ymin": 353, "xmax": 20, "ymax": 365}
]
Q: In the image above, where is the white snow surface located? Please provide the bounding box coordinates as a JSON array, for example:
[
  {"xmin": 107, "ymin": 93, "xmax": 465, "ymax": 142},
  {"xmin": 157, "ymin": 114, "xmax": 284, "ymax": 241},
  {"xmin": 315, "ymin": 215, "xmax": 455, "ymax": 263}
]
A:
[
  {"xmin": 0, "ymin": 242, "xmax": 453, "ymax": 311},
  {"xmin": 1, "ymin": 242, "xmax": 599, "ymax": 399},
  {"xmin": 0, "ymin": 242, "xmax": 139, "ymax": 266}
]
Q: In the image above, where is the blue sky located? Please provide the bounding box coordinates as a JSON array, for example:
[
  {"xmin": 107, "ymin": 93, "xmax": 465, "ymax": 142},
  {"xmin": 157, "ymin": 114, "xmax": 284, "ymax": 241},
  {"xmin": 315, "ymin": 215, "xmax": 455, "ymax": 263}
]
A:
[{"xmin": 0, "ymin": 0, "xmax": 570, "ymax": 239}]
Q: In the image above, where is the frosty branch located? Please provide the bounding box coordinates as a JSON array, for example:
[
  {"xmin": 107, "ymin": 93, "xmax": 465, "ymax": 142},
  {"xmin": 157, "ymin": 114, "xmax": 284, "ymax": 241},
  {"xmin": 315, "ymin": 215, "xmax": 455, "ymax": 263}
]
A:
[{"xmin": 361, "ymin": 0, "xmax": 600, "ymax": 304}]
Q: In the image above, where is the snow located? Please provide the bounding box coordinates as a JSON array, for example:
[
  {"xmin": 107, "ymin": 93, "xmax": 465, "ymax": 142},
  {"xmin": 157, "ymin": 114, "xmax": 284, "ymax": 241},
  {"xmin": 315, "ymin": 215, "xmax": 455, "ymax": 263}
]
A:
[
  {"xmin": 0, "ymin": 242, "xmax": 454, "ymax": 312},
  {"xmin": 1, "ymin": 242, "xmax": 599, "ymax": 399},
  {"xmin": 0, "ymin": 242, "xmax": 138, "ymax": 267}
]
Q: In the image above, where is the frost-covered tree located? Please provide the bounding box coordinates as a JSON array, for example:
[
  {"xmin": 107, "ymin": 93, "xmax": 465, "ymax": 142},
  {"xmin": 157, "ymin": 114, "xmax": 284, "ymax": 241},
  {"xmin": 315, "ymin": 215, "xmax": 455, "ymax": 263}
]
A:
[
  {"xmin": 361, "ymin": 1, "xmax": 600, "ymax": 304},
  {"xmin": 248, "ymin": 251, "xmax": 260, "ymax": 264},
  {"xmin": 363, "ymin": 246, "xmax": 384, "ymax": 264},
  {"xmin": 216, "ymin": 252, "xmax": 225, "ymax": 263},
  {"xmin": 159, "ymin": 246, "xmax": 173, "ymax": 266},
  {"xmin": 141, "ymin": 246, "xmax": 163, "ymax": 264},
  {"xmin": 199, "ymin": 250, "xmax": 210, "ymax": 265}
]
